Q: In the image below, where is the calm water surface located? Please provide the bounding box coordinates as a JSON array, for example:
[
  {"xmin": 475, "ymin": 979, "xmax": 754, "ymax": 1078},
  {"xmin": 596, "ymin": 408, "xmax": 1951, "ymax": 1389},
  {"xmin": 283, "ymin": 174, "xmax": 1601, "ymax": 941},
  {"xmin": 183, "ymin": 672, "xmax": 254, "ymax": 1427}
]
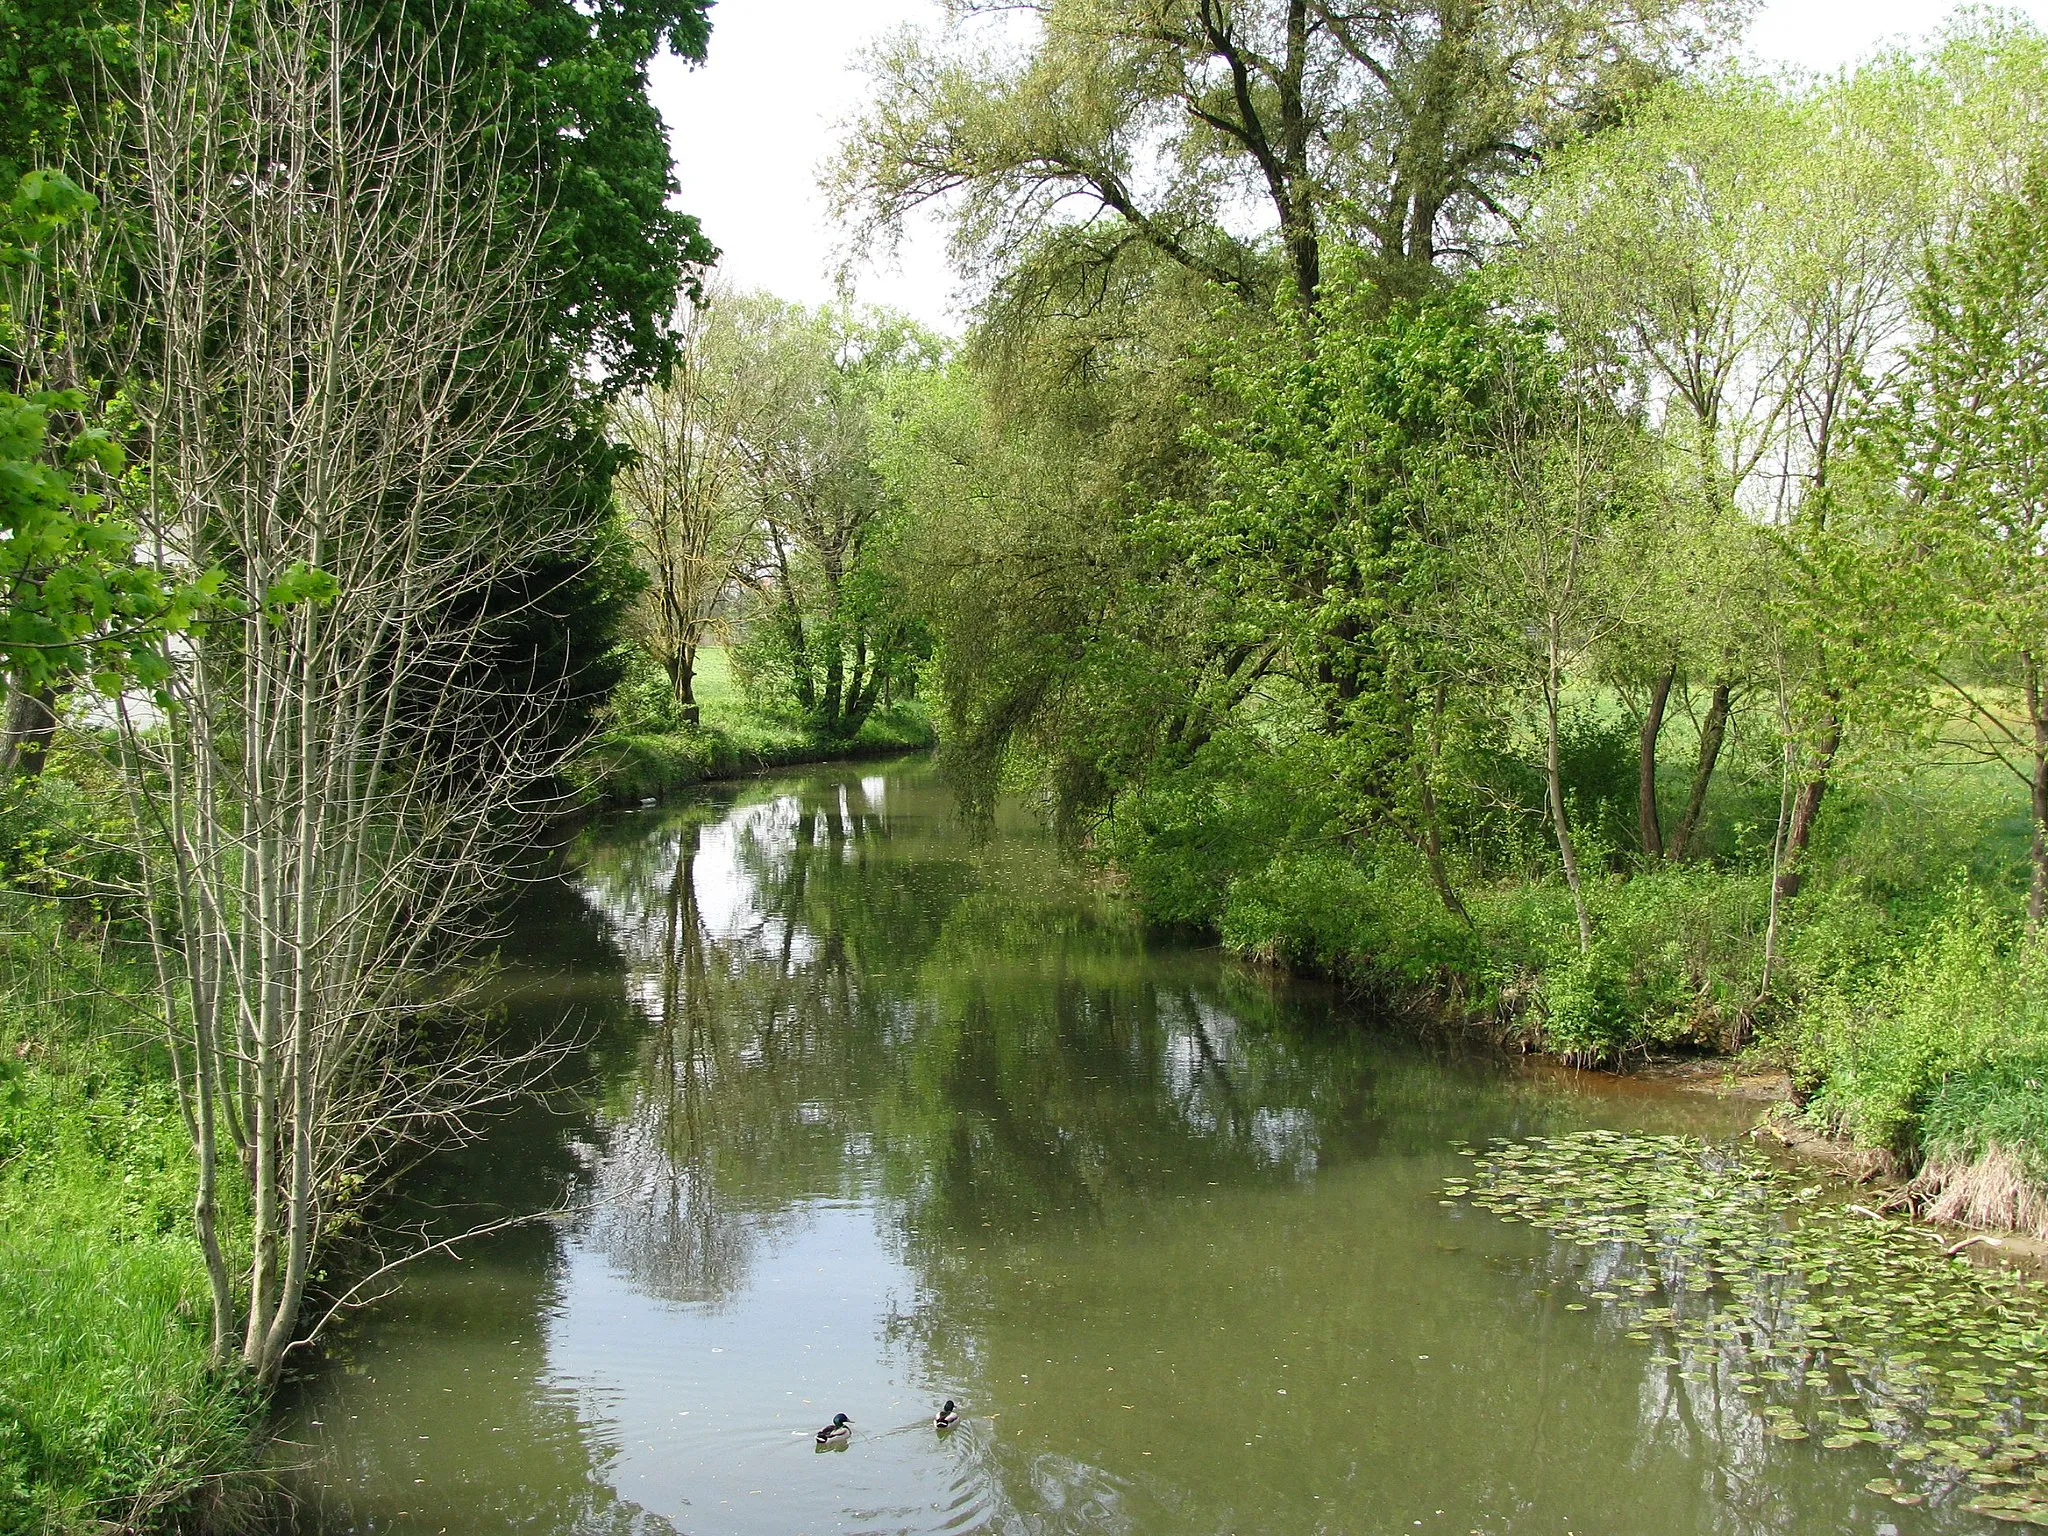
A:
[{"xmin": 280, "ymin": 761, "xmax": 1979, "ymax": 1536}]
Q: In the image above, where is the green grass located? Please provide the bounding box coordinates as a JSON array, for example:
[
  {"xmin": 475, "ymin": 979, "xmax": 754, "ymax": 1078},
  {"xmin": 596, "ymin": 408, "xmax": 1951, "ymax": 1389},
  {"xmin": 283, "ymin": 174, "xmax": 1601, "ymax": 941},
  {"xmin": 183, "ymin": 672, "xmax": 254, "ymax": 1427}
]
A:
[
  {"xmin": 0, "ymin": 888, "xmax": 256, "ymax": 1535},
  {"xmin": 575, "ymin": 646, "xmax": 937, "ymax": 808}
]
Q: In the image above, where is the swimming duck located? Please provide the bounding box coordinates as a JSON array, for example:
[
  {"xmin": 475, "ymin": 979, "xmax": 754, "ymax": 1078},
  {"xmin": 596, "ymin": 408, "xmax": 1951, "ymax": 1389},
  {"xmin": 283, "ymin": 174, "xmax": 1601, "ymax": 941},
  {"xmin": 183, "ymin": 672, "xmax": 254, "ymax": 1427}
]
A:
[
  {"xmin": 815, "ymin": 1413, "xmax": 853, "ymax": 1446},
  {"xmin": 934, "ymin": 1400, "xmax": 960, "ymax": 1431}
]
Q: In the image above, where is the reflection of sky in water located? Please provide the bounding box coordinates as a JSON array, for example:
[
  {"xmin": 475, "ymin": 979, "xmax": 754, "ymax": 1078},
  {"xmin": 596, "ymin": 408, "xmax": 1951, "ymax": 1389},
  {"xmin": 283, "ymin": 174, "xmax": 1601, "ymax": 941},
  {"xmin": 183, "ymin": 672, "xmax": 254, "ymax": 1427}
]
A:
[{"xmin": 546, "ymin": 1204, "xmax": 1005, "ymax": 1535}]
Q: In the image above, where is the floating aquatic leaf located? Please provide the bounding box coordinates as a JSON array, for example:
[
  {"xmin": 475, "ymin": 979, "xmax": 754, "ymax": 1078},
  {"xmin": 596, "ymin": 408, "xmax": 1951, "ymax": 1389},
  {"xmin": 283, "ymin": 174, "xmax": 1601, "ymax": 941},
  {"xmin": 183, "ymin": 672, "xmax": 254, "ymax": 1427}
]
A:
[{"xmin": 1446, "ymin": 1130, "xmax": 2048, "ymax": 1517}]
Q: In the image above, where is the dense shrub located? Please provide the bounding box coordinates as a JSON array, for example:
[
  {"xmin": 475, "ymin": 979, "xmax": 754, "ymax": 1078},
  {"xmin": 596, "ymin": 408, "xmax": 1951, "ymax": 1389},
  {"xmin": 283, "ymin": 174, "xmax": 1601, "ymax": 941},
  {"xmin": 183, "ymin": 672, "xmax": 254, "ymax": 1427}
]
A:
[
  {"xmin": 1792, "ymin": 897, "xmax": 2047, "ymax": 1155},
  {"xmin": 1100, "ymin": 731, "xmax": 1342, "ymax": 929},
  {"xmin": 1217, "ymin": 846, "xmax": 1486, "ymax": 991},
  {"xmin": 1528, "ymin": 868, "xmax": 1768, "ymax": 1063}
]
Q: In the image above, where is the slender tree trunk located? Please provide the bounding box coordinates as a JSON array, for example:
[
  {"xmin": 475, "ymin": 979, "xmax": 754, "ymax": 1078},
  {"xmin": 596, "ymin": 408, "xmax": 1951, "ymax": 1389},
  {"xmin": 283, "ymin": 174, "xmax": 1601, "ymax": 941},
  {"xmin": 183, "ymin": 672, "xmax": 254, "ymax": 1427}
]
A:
[
  {"xmin": 1758, "ymin": 682, "xmax": 1796, "ymax": 1003},
  {"xmin": 1774, "ymin": 716, "xmax": 1841, "ymax": 904},
  {"xmin": 1637, "ymin": 665, "xmax": 1674, "ymax": 861},
  {"xmin": 0, "ymin": 679, "xmax": 62, "ymax": 784},
  {"xmin": 1544, "ymin": 666, "xmax": 1591, "ymax": 953},
  {"xmin": 1415, "ymin": 761, "xmax": 1472, "ymax": 926},
  {"xmin": 764, "ymin": 522, "xmax": 815, "ymax": 711},
  {"xmin": 2025, "ymin": 651, "xmax": 2047, "ymax": 928},
  {"xmin": 822, "ymin": 650, "xmax": 845, "ymax": 735},
  {"xmin": 1670, "ymin": 680, "xmax": 1732, "ymax": 861},
  {"xmin": 672, "ymin": 643, "xmax": 699, "ymax": 727}
]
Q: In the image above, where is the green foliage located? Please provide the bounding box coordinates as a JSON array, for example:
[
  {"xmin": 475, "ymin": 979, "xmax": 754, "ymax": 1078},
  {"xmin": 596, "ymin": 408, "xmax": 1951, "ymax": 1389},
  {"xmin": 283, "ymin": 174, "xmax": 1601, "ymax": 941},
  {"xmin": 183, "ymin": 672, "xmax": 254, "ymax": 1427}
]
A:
[
  {"xmin": 1218, "ymin": 846, "xmax": 1487, "ymax": 991},
  {"xmin": 1920, "ymin": 1046, "xmax": 2048, "ymax": 1183},
  {"xmin": 0, "ymin": 172, "xmax": 215, "ymax": 695},
  {"xmin": 0, "ymin": 0, "xmax": 128, "ymax": 185},
  {"xmin": 714, "ymin": 298, "xmax": 944, "ymax": 741},
  {"xmin": 1794, "ymin": 897, "xmax": 2048, "ymax": 1156},
  {"xmin": 1524, "ymin": 867, "xmax": 1767, "ymax": 1064},
  {"xmin": 1097, "ymin": 729, "xmax": 1347, "ymax": 928}
]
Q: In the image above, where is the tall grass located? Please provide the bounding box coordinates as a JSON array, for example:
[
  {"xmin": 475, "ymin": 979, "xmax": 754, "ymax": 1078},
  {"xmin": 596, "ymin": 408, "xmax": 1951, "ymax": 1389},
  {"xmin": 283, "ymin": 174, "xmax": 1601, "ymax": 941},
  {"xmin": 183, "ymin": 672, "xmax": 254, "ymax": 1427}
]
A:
[
  {"xmin": 0, "ymin": 875, "xmax": 257, "ymax": 1534},
  {"xmin": 0, "ymin": 1230, "xmax": 255, "ymax": 1532}
]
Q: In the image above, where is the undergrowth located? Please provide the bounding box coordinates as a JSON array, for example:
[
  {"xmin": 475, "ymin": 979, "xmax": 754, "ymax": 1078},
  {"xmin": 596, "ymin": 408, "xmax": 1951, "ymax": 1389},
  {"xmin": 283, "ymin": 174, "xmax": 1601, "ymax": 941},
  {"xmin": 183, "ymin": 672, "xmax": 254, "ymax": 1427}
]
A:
[{"xmin": 1, "ymin": 774, "xmax": 258, "ymax": 1534}]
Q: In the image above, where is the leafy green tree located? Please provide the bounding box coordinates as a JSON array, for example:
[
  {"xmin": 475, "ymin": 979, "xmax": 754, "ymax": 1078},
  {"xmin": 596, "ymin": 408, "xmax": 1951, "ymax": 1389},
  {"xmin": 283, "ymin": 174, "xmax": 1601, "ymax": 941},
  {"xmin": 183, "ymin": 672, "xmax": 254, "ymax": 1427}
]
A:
[
  {"xmin": 1516, "ymin": 65, "xmax": 1942, "ymax": 885},
  {"xmin": 0, "ymin": 170, "xmax": 211, "ymax": 781},
  {"xmin": 1885, "ymin": 159, "xmax": 2048, "ymax": 924},
  {"xmin": 731, "ymin": 299, "xmax": 944, "ymax": 741},
  {"xmin": 1167, "ymin": 274, "xmax": 1539, "ymax": 915},
  {"xmin": 0, "ymin": 0, "xmax": 720, "ymax": 753},
  {"xmin": 0, "ymin": 1, "xmax": 129, "ymax": 187}
]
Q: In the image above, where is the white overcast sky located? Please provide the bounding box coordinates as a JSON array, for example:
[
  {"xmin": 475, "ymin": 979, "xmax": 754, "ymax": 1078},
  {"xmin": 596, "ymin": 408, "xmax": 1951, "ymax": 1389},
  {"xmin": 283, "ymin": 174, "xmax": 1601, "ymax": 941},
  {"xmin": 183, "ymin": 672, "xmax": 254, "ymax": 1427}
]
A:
[{"xmin": 648, "ymin": 1, "xmax": 2048, "ymax": 332}]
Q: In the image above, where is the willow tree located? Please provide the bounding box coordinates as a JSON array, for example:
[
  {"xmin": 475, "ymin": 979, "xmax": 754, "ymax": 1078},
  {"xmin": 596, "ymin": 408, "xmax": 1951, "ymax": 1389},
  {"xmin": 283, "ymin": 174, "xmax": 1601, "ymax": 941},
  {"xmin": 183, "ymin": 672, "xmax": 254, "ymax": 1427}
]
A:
[
  {"xmin": 832, "ymin": 0, "xmax": 1740, "ymax": 844},
  {"xmin": 835, "ymin": 0, "xmax": 1744, "ymax": 315},
  {"xmin": 115, "ymin": 0, "xmax": 576, "ymax": 1386}
]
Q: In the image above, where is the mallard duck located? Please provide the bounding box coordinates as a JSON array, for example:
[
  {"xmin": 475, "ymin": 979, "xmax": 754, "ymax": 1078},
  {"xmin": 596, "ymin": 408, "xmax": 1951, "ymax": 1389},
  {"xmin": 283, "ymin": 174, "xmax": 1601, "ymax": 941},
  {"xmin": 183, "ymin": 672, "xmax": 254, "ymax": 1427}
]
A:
[
  {"xmin": 934, "ymin": 1400, "xmax": 960, "ymax": 1430},
  {"xmin": 814, "ymin": 1413, "xmax": 853, "ymax": 1446}
]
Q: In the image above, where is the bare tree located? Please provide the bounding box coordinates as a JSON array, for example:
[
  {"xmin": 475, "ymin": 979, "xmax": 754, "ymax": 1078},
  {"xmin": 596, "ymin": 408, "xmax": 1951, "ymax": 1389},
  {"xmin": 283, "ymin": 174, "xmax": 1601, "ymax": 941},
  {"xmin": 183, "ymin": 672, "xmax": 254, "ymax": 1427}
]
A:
[
  {"xmin": 611, "ymin": 290, "xmax": 764, "ymax": 724},
  {"xmin": 110, "ymin": 0, "xmax": 579, "ymax": 1386}
]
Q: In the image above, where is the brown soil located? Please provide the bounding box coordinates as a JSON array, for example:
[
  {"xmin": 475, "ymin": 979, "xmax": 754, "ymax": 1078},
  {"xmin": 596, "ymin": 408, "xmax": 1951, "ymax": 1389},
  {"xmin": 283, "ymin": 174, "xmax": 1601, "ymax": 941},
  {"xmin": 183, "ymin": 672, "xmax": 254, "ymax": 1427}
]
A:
[{"xmin": 1629, "ymin": 1055, "xmax": 1793, "ymax": 1104}]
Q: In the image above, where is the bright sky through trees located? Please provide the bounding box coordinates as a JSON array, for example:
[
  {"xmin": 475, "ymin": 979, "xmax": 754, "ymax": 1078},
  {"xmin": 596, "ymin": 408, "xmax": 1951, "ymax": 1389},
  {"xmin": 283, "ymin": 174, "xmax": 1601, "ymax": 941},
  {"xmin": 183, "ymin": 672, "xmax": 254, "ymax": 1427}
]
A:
[{"xmin": 656, "ymin": 0, "xmax": 2048, "ymax": 329}]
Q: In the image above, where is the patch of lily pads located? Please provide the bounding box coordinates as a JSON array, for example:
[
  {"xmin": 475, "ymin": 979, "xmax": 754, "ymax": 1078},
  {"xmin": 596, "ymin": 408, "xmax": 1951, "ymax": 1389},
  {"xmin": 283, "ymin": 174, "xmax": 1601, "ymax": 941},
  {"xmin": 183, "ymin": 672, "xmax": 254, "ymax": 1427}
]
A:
[{"xmin": 1441, "ymin": 1130, "xmax": 2048, "ymax": 1526}]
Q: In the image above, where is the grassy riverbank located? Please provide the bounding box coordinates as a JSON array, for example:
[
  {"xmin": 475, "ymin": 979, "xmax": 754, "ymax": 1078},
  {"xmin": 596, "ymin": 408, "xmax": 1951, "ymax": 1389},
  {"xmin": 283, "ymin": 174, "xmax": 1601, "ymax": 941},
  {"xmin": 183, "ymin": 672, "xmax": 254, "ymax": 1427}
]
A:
[
  {"xmin": 0, "ymin": 772, "xmax": 258, "ymax": 1532},
  {"xmin": 1101, "ymin": 703, "xmax": 2048, "ymax": 1237},
  {"xmin": 573, "ymin": 647, "xmax": 935, "ymax": 808}
]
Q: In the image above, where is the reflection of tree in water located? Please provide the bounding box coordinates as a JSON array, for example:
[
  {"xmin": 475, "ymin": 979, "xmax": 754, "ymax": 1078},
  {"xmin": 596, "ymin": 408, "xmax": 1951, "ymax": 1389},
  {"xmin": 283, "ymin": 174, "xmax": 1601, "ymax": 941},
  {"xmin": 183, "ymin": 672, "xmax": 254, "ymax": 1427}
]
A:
[
  {"xmin": 564, "ymin": 769, "xmax": 1840, "ymax": 1535},
  {"xmin": 569, "ymin": 771, "xmax": 1493, "ymax": 1310},
  {"xmin": 581, "ymin": 816, "xmax": 756, "ymax": 1305},
  {"xmin": 575, "ymin": 784, "xmax": 980, "ymax": 1304},
  {"xmin": 283, "ymin": 1230, "xmax": 683, "ymax": 1536}
]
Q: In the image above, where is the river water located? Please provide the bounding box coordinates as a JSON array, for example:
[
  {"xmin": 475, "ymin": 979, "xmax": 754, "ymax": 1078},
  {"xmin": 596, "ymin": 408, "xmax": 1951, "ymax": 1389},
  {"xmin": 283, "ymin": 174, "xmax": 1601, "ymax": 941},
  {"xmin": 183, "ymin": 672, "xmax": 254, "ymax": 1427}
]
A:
[{"xmin": 278, "ymin": 760, "xmax": 1989, "ymax": 1536}]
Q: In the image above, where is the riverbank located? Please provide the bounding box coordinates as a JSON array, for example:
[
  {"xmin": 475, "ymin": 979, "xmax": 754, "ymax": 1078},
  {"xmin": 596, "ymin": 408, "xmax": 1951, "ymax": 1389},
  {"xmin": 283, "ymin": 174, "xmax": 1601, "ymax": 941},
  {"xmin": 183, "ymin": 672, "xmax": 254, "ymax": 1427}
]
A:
[
  {"xmin": 1567, "ymin": 1056, "xmax": 2048, "ymax": 1270},
  {"xmin": 1101, "ymin": 745, "xmax": 2048, "ymax": 1242},
  {"xmin": 570, "ymin": 647, "xmax": 936, "ymax": 809},
  {"xmin": 0, "ymin": 850, "xmax": 259, "ymax": 1533},
  {"xmin": 573, "ymin": 708, "xmax": 935, "ymax": 809},
  {"xmin": 0, "ymin": 702, "xmax": 937, "ymax": 1534}
]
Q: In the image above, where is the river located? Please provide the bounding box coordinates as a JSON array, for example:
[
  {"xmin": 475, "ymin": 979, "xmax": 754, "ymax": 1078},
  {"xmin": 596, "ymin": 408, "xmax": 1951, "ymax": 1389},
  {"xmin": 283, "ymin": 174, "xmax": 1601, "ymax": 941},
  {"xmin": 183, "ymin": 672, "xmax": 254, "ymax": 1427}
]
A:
[{"xmin": 276, "ymin": 759, "xmax": 1999, "ymax": 1535}]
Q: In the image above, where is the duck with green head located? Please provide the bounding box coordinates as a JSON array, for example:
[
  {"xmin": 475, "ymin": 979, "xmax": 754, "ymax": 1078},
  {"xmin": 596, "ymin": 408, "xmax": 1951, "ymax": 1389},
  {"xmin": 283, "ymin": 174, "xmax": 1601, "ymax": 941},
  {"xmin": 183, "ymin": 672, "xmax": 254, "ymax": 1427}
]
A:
[{"xmin": 814, "ymin": 1413, "xmax": 852, "ymax": 1447}]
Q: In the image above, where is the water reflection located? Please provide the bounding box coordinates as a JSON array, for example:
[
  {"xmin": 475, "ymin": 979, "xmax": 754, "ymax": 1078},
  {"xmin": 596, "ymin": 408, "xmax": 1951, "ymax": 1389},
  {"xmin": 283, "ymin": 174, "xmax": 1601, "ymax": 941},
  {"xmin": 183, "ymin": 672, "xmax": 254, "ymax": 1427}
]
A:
[{"xmin": 282, "ymin": 762, "xmax": 1997, "ymax": 1535}]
